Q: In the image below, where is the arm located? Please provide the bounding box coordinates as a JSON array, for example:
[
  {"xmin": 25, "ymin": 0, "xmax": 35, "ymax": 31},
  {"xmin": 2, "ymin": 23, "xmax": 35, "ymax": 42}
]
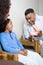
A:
[
  {"xmin": 24, "ymin": 24, "xmax": 36, "ymax": 40},
  {"xmin": 29, "ymin": 31, "xmax": 42, "ymax": 37},
  {"xmin": 1, "ymin": 38, "xmax": 27, "ymax": 55},
  {"xmin": 12, "ymin": 32, "xmax": 24, "ymax": 50},
  {"xmin": 24, "ymin": 24, "xmax": 30, "ymax": 39},
  {"xmin": 32, "ymin": 24, "xmax": 42, "ymax": 37},
  {"xmin": 12, "ymin": 33, "xmax": 27, "ymax": 56},
  {"xmin": 0, "ymin": 36, "xmax": 21, "ymax": 54}
]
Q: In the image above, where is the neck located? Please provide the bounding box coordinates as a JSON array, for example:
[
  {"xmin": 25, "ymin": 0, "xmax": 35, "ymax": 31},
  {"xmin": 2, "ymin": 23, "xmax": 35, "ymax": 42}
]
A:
[{"xmin": 5, "ymin": 29, "xmax": 9, "ymax": 33}]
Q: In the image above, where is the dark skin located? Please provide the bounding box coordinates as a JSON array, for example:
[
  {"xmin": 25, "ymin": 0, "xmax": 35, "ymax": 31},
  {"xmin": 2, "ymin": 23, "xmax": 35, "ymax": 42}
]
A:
[{"xmin": 25, "ymin": 13, "xmax": 42, "ymax": 39}]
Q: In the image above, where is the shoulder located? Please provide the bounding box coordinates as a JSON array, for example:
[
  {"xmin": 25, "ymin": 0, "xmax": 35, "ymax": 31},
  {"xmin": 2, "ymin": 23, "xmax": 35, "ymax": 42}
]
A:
[
  {"xmin": 0, "ymin": 32, "xmax": 7, "ymax": 42},
  {"xmin": 0, "ymin": 32, "xmax": 9, "ymax": 39},
  {"xmin": 24, "ymin": 22, "xmax": 30, "ymax": 27},
  {"xmin": 36, "ymin": 14, "xmax": 43, "ymax": 24},
  {"xmin": 0, "ymin": 32, "xmax": 5, "ymax": 37},
  {"xmin": 36, "ymin": 14, "xmax": 43, "ymax": 21},
  {"xmin": 11, "ymin": 32, "xmax": 16, "ymax": 37}
]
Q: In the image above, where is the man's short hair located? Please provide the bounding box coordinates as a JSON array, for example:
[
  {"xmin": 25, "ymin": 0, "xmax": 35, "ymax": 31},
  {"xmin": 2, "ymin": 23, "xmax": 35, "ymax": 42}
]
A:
[{"xmin": 25, "ymin": 8, "xmax": 34, "ymax": 16}]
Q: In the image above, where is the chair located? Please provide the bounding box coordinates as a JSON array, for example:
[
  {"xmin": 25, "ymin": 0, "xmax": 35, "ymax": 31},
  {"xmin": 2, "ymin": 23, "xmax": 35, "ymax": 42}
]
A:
[
  {"xmin": 0, "ymin": 51, "xmax": 18, "ymax": 61},
  {"xmin": 0, "ymin": 43, "xmax": 18, "ymax": 61},
  {"xmin": 20, "ymin": 37, "xmax": 41, "ymax": 54}
]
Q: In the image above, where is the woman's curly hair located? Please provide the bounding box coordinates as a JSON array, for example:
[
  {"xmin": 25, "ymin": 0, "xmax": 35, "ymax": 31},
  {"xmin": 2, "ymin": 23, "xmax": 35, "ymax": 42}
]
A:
[
  {"xmin": 0, "ymin": 0, "xmax": 11, "ymax": 20},
  {"xmin": 0, "ymin": 19, "xmax": 10, "ymax": 32}
]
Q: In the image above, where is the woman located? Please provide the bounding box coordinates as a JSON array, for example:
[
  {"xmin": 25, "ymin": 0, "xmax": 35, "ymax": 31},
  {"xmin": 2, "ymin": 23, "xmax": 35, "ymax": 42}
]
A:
[{"xmin": 0, "ymin": 19, "xmax": 43, "ymax": 65}]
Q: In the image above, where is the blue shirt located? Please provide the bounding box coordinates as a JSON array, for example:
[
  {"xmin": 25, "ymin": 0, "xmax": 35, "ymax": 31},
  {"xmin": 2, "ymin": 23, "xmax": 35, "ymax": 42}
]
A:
[{"xmin": 0, "ymin": 32, "xmax": 24, "ymax": 53}]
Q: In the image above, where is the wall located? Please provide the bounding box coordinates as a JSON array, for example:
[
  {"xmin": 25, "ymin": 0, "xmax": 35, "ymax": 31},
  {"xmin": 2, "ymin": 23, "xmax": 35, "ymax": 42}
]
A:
[
  {"xmin": 9, "ymin": 0, "xmax": 39, "ymax": 39},
  {"xmin": 39, "ymin": 0, "xmax": 43, "ymax": 15}
]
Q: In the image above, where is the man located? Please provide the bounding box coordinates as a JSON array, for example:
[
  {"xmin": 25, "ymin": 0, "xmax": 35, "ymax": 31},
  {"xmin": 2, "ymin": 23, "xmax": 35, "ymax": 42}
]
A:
[{"xmin": 24, "ymin": 8, "xmax": 43, "ymax": 43}]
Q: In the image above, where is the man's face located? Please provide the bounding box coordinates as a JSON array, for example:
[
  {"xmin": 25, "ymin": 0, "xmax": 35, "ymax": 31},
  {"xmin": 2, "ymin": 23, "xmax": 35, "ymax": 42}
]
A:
[{"xmin": 25, "ymin": 13, "xmax": 36, "ymax": 25}]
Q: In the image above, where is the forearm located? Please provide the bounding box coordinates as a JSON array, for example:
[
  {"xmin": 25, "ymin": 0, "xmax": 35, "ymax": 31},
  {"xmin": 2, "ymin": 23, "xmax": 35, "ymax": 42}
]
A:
[
  {"xmin": 3, "ymin": 46, "xmax": 21, "ymax": 54},
  {"xmin": 29, "ymin": 32, "xmax": 38, "ymax": 38},
  {"xmin": 30, "ymin": 30, "xmax": 42, "ymax": 37}
]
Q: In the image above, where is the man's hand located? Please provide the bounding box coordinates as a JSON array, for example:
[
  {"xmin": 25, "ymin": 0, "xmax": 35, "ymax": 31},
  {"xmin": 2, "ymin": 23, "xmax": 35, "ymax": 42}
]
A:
[
  {"xmin": 29, "ymin": 30, "xmax": 42, "ymax": 37},
  {"xmin": 19, "ymin": 50, "xmax": 27, "ymax": 56},
  {"xmin": 37, "ymin": 30, "xmax": 42, "ymax": 37},
  {"xmin": 29, "ymin": 33, "xmax": 37, "ymax": 41}
]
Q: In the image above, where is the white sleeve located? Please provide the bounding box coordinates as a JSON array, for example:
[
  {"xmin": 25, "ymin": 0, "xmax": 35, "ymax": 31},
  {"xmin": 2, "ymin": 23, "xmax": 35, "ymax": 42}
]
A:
[
  {"xmin": 38, "ymin": 16, "xmax": 43, "ymax": 34},
  {"xmin": 40, "ymin": 16, "xmax": 43, "ymax": 32},
  {"xmin": 36, "ymin": 16, "xmax": 43, "ymax": 34},
  {"xmin": 23, "ymin": 23, "xmax": 30, "ymax": 39}
]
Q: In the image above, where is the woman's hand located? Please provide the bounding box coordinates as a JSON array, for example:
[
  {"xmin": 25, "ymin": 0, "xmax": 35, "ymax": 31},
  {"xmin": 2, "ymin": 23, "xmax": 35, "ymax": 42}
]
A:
[
  {"xmin": 23, "ymin": 49, "xmax": 27, "ymax": 55},
  {"xmin": 19, "ymin": 49, "xmax": 27, "ymax": 56}
]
